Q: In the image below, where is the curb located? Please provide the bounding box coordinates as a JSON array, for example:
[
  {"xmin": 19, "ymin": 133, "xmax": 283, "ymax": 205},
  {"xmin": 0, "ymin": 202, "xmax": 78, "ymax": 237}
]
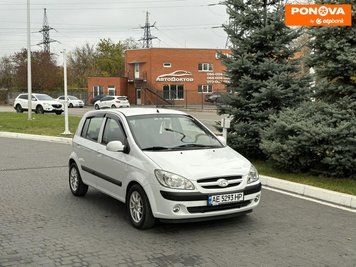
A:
[
  {"xmin": 0, "ymin": 132, "xmax": 72, "ymax": 145},
  {"xmin": 0, "ymin": 131, "xmax": 355, "ymax": 210},
  {"xmin": 260, "ymin": 175, "xmax": 356, "ymax": 210}
]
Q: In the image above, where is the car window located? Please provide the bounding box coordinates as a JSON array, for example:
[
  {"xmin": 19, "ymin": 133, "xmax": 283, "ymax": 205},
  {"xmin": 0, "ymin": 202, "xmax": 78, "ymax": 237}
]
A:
[
  {"xmin": 81, "ymin": 117, "xmax": 105, "ymax": 142},
  {"xmin": 127, "ymin": 114, "xmax": 222, "ymax": 150},
  {"xmin": 36, "ymin": 94, "xmax": 53, "ymax": 101},
  {"xmin": 101, "ymin": 118, "xmax": 126, "ymax": 145},
  {"xmin": 59, "ymin": 96, "xmax": 64, "ymax": 100},
  {"xmin": 117, "ymin": 97, "xmax": 127, "ymax": 101},
  {"xmin": 19, "ymin": 95, "xmax": 28, "ymax": 100},
  {"xmin": 68, "ymin": 96, "xmax": 78, "ymax": 100}
]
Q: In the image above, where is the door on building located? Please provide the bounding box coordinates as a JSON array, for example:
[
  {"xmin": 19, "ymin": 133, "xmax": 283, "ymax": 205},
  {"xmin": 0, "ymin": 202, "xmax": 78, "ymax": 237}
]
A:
[{"xmin": 136, "ymin": 88, "xmax": 142, "ymax": 105}]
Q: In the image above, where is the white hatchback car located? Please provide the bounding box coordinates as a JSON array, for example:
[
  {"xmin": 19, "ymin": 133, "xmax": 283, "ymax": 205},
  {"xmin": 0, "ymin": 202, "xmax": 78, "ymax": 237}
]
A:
[
  {"xmin": 69, "ymin": 108, "xmax": 261, "ymax": 229},
  {"xmin": 94, "ymin": 96, "xmax": 130, "ymax": 110},
  {"xmin": 14, "ymin": 93, "xmax": 64, "ymax": 115},
  {"xmin": 56, "ymin": 95, "xmax": 84, "ymax": 108}
]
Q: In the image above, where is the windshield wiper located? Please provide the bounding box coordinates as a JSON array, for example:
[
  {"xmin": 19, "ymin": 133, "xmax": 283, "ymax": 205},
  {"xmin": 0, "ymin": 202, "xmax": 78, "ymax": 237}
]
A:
[
  {"xmin": 164, "ymin": 128, "xmax": 186, "ymax": 141},
  {"xmin": 173, "ymin": 144, "xmax": 218, "ymax": 149},
  {"xmin": 142, "ymin": 146, "xmax": 171, "ymax": 151}
]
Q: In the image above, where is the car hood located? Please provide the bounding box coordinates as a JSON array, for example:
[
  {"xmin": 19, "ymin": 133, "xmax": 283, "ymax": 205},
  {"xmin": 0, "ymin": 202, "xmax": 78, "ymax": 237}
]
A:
[
  {"xmin": 43, "ymin": 100, "xmax": 62, "ymax": 105},
  {"xmin": 143, "ymin": 146, "xmax": 251, "ymax": 180}
]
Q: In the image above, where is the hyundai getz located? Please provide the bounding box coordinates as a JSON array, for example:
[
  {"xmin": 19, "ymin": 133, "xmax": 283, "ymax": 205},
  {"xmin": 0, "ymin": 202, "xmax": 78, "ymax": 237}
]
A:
[{"xmin": 69, "ymin": 108, "xmax": 261, "ymax": 229}]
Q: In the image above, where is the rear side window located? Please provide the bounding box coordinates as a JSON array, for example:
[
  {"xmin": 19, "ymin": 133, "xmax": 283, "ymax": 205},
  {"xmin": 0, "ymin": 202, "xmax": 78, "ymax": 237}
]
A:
[
  {"xmin": 19, "ymin": 95, "xmax": 28, "ymax": 100},
  {"xmin": 81, "ymin": 117, "xmax": 104, "ymax": 142}
]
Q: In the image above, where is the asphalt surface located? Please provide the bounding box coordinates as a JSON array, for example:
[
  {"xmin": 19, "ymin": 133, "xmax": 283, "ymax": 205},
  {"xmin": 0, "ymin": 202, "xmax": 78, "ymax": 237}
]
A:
[{"xmin": 0, "ymin": 138, "xmax": 355, "ymax": 266}]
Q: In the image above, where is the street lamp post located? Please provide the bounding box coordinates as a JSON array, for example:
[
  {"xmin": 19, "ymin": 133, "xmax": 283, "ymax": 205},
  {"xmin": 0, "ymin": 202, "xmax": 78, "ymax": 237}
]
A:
[
  {"xmin": 27, "ymin": 0, "xmax": 32, "ymax": 120},
  {"xmin": 62, "ymin": 49, "xmax": 71, "ymax": 135}
]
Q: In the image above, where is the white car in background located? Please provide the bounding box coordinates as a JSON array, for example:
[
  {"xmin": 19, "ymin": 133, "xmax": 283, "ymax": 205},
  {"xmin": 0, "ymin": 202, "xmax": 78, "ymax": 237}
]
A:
[
  {"xmin": 14, "ymin": 93, "xmax": 63, "ymax": 115},
  {"xmin": 56, "ymin": 95, "xmax": 84, "ymax": 108},
  {"xmin": 94, "ymin": 96, "xmax": 130, "ymax": 110}
]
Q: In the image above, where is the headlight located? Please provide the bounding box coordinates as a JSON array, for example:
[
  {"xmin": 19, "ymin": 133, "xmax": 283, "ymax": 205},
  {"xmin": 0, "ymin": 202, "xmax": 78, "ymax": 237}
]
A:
[
  {"xmin": 154, "ymin": 170, "xmax": 195, "ymax": 190},
  {"xmin": 247, "ymin": 165, "xmax": 259, "ymax": 184}
]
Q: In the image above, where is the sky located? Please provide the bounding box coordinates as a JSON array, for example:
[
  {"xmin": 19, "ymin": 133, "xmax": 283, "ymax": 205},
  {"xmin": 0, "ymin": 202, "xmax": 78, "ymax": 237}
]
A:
[{"xmin": 0, "ymin": 0, "xmax": 229, "ymax": 61}]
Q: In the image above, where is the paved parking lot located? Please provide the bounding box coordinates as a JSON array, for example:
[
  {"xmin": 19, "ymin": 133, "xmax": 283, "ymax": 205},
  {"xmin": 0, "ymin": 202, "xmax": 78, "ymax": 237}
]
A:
[{"xmin": 0, "ymin": 138, "xmax": 355, "ymax": 266}]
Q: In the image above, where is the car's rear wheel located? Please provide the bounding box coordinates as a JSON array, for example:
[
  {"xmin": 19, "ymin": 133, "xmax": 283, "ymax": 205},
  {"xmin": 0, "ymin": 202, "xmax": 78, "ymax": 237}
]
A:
[
  {"xmin": 35, "ymin": 105, "xmax": 44, "ymax": 114},
  {"xmin": 95, "ymin": 104, "xmax": 100, "ymax": 110},
  {"xmin": 15, "ymin": 104, "xmax": 23, "ymax": 113},
  {"xmin": 111, "ymin": 104, "xmax": 116, "ymax": 108},
  {"xmin": 127, "ymin": 184, "xmax": 155, "ymax": 229},
  {"xmin": 69, "ymin": 163, "xmax": 88, "ymax": 196},
  {"xmin": 69, "ymin": 103, "xmax": 73, "ymax": 108}
]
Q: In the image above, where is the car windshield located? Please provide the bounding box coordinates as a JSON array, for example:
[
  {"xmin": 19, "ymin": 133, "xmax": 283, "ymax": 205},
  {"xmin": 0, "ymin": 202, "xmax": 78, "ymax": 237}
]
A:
[
  {"xmin": 35, "ymin": 94, "xmax": 53, "ymax": 101},
  {"xmin": 68, "ymin": 96, "xmax": 79, "ymax": 100},
  {"xmin": 127, "ymin": 114, "xmax": 223, "ymax": 151}
]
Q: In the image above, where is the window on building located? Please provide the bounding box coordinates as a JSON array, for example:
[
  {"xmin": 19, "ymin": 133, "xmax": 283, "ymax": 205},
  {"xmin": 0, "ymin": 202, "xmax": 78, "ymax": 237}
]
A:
[
  {"xmin": 93, "ymin": 85, "xmax": 104, "ymax": 96},
  {"xmin": 163, "ymin": 62, "xmax": 172, "ymax": 68},
  {"xmin": 163, "ymin": 84, "xmax": 184, "ymax": 100},
  {"xmin": 108, "ymin": 85, "xmax": 115, "ymax": 96},
  {"xmin": 198, "ymin": 63, "xmax": 213, "ymax": 72},
  {"xmin": 198, "ymin": 85, "xmax": 213, "ymax": 93}
]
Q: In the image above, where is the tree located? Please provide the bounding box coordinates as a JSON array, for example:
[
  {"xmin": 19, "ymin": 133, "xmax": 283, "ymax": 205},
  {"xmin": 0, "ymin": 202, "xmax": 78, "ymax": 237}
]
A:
[
  {"xmin": 0, "ymin": 56, "xmax": 15, "ymax": 89},
  {"xmin": 95, "ymin": 38, "xmax": 125, "ymax": 77},
  {"xmin": 67, "ymin": 43, "xmax": 97, "ymax": 88},
  {"xmin": 307, "ymin": 1, "xmax": 356, "ymax": 106},
  {"xmin": 11, "ymin": 49, "xmax": 62, "ymax": 91},
  {"xmin": 219, "ymin": 0, "xmax": 311, "ymax": 158}
]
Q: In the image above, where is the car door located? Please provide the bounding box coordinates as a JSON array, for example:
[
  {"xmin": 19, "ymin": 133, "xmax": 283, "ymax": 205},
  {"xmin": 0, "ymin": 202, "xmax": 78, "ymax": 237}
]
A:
[
  {"xmin": 99, "ymin": 96, "xmax": 109, "ymax": 109},
  {"xmin": 74, "ymin": 114, "xmax": 106, "ymax": 187},
  {"xmin": 94, "ymin": 114, "xmax": 130, "ymax": 201}
]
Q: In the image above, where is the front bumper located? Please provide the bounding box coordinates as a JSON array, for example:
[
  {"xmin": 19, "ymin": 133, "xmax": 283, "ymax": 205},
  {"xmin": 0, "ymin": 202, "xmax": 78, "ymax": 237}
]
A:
[{"xmin": 149, "ymin": 183, "xmax": 262, "ymax": 221}]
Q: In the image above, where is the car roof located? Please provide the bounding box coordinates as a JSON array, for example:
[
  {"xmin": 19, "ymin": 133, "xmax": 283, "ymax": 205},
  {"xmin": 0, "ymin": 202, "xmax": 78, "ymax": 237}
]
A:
[{"xmin": 86, "ymin": 108, "xmax": 187, "ymax": 117}]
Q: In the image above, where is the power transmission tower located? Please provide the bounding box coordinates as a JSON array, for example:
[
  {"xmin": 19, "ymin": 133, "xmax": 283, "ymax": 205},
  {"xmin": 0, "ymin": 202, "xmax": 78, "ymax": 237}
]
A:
[
  {"xmin": 38, "ymin": 8, "xmax": 58, "ymax": 54},
  {"xmin": 139, "ymin": 12, "xmax": 157, "ymax": 48}
]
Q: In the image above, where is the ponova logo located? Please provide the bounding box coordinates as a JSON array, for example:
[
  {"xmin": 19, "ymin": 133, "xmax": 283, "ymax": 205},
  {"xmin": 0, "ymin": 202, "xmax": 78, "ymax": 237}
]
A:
[{"xmin": 285, "ymin": 4, "xmax": 352, "ymax": 27}]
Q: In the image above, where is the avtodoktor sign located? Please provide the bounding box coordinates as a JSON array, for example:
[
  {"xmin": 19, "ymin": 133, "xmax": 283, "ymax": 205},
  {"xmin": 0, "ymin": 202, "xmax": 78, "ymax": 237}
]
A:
[{"xmin": 285, "ymin": 4, "xmax": 352, "ymax": 26}]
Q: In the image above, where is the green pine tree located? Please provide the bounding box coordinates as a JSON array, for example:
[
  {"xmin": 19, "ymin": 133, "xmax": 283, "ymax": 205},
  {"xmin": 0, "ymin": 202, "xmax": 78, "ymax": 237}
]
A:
[
  {"xmin": 219, "ymin": 0, "xmax": 311, "ymax": 158},
  {"xmin": 307, "ymin": 1, "xmax": 356, "ymax": 106}
]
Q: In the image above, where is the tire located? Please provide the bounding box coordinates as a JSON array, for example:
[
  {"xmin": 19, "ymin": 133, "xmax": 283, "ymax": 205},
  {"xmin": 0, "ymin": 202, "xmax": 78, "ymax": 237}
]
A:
[
  {"xmin": 111, "ymin": 104, "xmax": 116, "ymax": 108},
  {"xmin": 36, "ymin": 105, "xmax": 44, "ymax": 114},
  {"xmin": 68, "ymin": 103, "xmax": 73, "ymax": 108},
  {"xmin": 15, "ymin": 104, "xmax": 23, "ymax": 113},
  {"xmin": 127, "ymin": 184, "xmax": 155, "ymax": 229},
  {"xmin": 95, "ymin": 104, "xmax": 100, "ymax": 110},
  {"xmin": 69, "ymin": 163, "xmax": 88, "ymax": 197},
  {"xmin": 55, "ymin": 111, "xmax": 62, "ymax": 115}
]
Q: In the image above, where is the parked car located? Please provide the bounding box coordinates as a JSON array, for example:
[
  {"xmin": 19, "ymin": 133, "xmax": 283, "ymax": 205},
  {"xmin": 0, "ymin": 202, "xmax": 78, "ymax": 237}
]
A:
[
  {"xmin": 56, "ymin": 95, "xmax": 84, "ymax": 108},
  {"xmin": 68, "ymin": 108, "xmax": 261, "ymax": 229},
  {"xmin": 14, "ymin": 93, "xmax": 63, "ymax": 115},
  {"xmin": 91, "ymin": 94, "xmax": 107, "ymax": 105},
  {"xmin": 205, "ymin": 92, "xmax": 222, "ymax": 103},
  {"xmin": 94, "ymin": 96, "xmax": 130, "ymax": 110}
]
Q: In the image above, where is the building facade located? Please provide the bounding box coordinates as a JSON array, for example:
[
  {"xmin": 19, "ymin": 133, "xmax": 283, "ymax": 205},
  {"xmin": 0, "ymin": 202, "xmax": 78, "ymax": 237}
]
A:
[
  {"xmin": 87, "ymin": 77, "xmax": 128, "ymax": 104},
  {"xmin": 87, "ymin": 48, "xmax": 230, "ymax": 106},
  {"xmin": 125, "ymin": 48, "xmax": 230, "ymax": 105}
]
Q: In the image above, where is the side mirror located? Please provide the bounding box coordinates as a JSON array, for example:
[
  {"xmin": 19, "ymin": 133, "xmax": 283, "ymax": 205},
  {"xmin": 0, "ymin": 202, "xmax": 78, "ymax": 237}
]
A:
[
  {"xmin": 106, "ymin": 141, "xmax": 125, "ymax": 152},
  {"xmin": 217, "ymin": 136, "xmax": 227, "ymax": 146}
]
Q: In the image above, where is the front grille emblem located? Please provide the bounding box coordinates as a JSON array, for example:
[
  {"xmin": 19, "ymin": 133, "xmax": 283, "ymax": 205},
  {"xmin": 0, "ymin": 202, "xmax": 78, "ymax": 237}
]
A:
[{"xmin": 217, "ymin": 179, "xmax": 229, "ymax": 187}]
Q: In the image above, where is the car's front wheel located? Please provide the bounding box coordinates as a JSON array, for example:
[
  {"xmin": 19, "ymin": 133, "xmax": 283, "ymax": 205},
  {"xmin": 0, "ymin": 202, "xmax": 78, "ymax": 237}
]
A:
[
  {"xmin": 15, "ymin": 104, "xmax": 23, "ymax": 113},
  {"xmin": 35, "ymin": 105, "xmax": 44, "ymax": 114},
  {"xmin": 55, "ymin": 111, "xmax": 62, "ymax": 115},
  {"xmin": 68, "ymin": 103, "xmax": 73, "ymax": 108},
  {"xmin": 127, "ymin": 184, "xmax": 155, "ymax": 229},
  {"xmin": 111, "ymin": 104, "xmax": 116, "ymax": 108},
  {"xmin": 95, "ymin": 104, "xmax": 100, "ymax": 110},
  {"xmin": 69, "ymin": 163, "xmax": 88, "ymax": 196}
]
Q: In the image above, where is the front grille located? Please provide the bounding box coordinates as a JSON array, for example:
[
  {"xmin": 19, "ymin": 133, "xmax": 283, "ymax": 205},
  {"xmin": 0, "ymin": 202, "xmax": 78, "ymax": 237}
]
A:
[
  {"xmin": 52, "ymin": 104, "xmax": 62, "ymax": 108},
  {"xmin": 187, "ymin": 200, "xmax": 251, "ymax": 213},
  {"xmin": 197, "ymin": 176, "xmax": 243, "ymax": 189}
]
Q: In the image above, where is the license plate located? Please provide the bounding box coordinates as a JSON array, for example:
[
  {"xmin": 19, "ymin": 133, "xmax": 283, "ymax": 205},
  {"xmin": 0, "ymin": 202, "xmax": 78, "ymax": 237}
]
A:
[{"xmin": 208, "ymin": 192, "xmax": 244, "ymax": 206}]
